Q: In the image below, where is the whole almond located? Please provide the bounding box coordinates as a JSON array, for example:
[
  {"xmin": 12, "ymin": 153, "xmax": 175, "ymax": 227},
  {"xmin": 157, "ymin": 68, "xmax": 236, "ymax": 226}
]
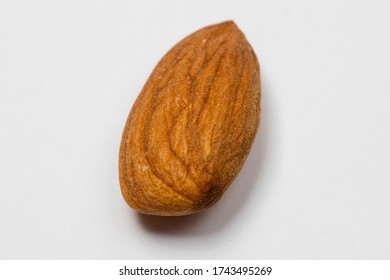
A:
[{"xmin": 119, "ymin": 21, "xmax": 261, "ymax": 216}]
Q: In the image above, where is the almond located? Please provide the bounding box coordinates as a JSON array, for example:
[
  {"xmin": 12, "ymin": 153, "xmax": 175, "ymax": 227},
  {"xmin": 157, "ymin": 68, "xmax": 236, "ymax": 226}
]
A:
[{"xmin": 119, "ymin": 21, "xmax": 261, "ymax": 216}]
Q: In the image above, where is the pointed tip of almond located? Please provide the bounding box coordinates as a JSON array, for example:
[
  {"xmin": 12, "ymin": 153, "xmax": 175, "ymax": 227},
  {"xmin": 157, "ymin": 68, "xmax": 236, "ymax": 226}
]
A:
[
  {"xmin": 220, "ymin": 20, "xmax": 236, "ymax": 25},
  {"xmin": 217, "ymin": 20, "xmax": 238, "ymax": 28},
  {"xmin": 213, "ymin": 20, "xmax": 242, "ymax": 36}
]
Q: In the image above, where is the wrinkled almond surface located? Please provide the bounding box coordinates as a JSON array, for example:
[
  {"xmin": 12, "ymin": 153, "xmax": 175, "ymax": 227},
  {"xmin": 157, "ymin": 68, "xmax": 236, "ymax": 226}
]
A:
[{"xmin": 119, "ymin": 21, "xmax": 261, "ymax": 216}]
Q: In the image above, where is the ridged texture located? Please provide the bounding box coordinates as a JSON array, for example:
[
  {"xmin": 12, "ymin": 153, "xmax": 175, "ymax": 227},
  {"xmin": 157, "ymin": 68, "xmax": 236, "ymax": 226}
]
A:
[{"xmin": 119, "ymin": 21, "xmax": 261, "ymax": 216}]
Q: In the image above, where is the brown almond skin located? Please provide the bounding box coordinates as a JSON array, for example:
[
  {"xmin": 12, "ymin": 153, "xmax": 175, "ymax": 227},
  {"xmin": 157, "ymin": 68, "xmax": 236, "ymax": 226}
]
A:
[{"xmin": 119, "ymin": 21, "xmax": 261, "ymax": 216}]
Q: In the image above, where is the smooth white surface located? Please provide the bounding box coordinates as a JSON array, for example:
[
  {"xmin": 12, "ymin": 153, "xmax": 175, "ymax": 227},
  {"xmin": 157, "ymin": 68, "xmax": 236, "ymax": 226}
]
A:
[{"xmin": 1, "ymin": 0, "xmax": 390, "ymax": 259}]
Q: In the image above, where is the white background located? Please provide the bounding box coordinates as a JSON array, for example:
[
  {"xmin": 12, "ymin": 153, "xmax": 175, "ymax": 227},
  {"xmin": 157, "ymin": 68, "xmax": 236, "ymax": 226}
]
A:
[{"xmin": 1, "ymin": 0, "xmax": 389, "ymax": 259}]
